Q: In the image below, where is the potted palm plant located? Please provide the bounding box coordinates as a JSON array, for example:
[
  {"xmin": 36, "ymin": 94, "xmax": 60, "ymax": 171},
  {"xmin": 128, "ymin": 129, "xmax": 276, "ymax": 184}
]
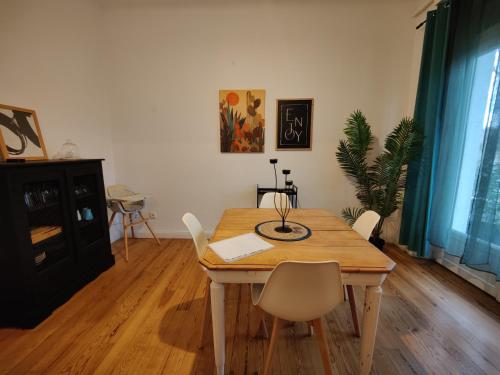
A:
[{"xmin": 336, "ymin": 110, "xmax": 422, "ymax": 250}]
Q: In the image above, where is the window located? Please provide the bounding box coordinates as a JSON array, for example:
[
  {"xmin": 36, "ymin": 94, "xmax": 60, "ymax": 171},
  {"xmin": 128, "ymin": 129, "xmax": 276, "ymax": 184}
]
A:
[{"xmin": 452, "ymin": 48, "xmax": 500, "ymax": 233}]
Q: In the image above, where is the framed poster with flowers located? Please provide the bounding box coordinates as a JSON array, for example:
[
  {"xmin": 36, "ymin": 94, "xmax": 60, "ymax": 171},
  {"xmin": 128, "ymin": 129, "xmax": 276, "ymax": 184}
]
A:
[
  {"xmin": 219, "ymin": 89, "xmax": 265, "ymax": 153},
  {"xmin": 0, "ymin": 104, "xmax": 48, "ymax": 161}
]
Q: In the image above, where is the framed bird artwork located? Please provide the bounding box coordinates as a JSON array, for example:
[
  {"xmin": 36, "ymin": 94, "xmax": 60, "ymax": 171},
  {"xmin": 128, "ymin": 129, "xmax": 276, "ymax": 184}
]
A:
[{"xmin": 0, "ymin": 104, "xmax": 48, "ymax": 161}]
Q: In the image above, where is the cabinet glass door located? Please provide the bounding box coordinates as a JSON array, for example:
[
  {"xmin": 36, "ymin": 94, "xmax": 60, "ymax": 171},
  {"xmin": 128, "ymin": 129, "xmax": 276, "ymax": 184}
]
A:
[
  {"xmin": 22, "ymin": 176, "xmax": 72, "ymax": 272},
  {"xmin": 69, "ymin": 172, "xmax": 105, "ymax": 249}
]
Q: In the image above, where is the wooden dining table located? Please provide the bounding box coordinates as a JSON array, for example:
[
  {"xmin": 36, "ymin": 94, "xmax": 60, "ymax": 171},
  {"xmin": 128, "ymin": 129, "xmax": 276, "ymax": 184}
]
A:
[{"xmin": 200, "ymin": 208, "xmax": 396, "ymax": 375}]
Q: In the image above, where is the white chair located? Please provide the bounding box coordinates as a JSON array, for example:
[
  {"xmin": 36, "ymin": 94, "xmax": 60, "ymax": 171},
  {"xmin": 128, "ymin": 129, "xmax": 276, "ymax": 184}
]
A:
[
  {"xmin": 346, "ymin": 210, "xmax": 381, "ymax": 337},
  {"xmin": 252, "ymin": 261, "xmax": 344, "ymax": 375},
  {"xmin": 353, "ymin": 210, "xmax": 381, "ymax": 240},
  {"xmin": 259, "ymin": 192, "xmax": 291, "ymax": 209},
  {"xmin": 182, "ymin": 212, "xmax": 208, "ymax": 259},
  {"xmin": 182, "ymin": 213, "xmax": 211, "ymax": 349},
  {"xmin": 183, "ymin": 212, "xmax": 267, "ymax": 345},
  {"xmin": 107, "ymin": 184, "xmax": 160, "ymax": 261}
]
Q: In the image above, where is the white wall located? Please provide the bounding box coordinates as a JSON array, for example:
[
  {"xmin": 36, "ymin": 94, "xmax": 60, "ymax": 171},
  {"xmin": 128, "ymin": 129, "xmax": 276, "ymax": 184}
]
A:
[
  {"xmin": 0, "ymin": 0, "xmax": 122, "ymax": 241},
  {"xmin": 102, "ymin": 0, "xmax": 418, "ymax": 238},
  {"xmin": 0, "ymin": 0, "xmax": 115, "ymax": 185},
  {"xmin": 0, "ymin": 0, "xmax": 418, "ymax": 240}
]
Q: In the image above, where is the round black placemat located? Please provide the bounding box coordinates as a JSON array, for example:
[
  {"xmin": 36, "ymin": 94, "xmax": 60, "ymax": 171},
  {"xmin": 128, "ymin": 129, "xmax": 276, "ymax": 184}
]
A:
[{"xmin": 255, "ymin": 220, "xmax": 312, "ymax": 242}]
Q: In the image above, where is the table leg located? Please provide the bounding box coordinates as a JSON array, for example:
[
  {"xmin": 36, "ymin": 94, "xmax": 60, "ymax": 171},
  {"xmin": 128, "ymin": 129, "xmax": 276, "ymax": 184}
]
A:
[
  {"xmin": 360, "ymin": 285, "xmax": 382, "ymax": 375},
  {"xmin": 210, "ymin": 281, "xmax": 225, "ymax": 375}
]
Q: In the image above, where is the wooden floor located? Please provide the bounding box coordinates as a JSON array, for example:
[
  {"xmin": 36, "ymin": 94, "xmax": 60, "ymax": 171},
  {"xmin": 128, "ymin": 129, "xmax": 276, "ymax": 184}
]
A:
[{"xmin": 1, "ymin": 239, "xmax": 500, "ymax": 375}]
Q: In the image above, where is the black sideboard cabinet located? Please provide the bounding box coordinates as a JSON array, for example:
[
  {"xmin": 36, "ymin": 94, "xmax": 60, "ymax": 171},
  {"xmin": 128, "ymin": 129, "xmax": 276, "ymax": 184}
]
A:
[{"xmin": 0, "ymin": 159, "xmax": 114, "ymax": 327}]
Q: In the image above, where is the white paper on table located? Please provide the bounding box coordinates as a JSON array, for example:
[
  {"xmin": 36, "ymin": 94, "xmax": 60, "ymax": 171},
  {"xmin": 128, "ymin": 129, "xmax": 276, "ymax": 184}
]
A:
[{"xmin": 208, "ymin": 233, "xmax": 274, "ymax": 263}]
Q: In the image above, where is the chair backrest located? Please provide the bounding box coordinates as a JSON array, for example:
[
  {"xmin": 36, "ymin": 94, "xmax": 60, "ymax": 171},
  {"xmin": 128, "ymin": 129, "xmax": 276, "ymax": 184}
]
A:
[
  {"xmin": 352, "ymin": 210, "xmax": 380, "ymax": 240},
  {"xmin": 107, "ymin": 184, "xmax": 135, "ymax": 199},
  {"xmin": 182, "ymin": 213, "xmax": 208, "ymax": 259},
  {"xmin": 259, "ymin": 192, "xmax": 291, "ymax": 209},
  {"xmin": 255, "ymin": 261, "xmax": 344, "ymax": 322}
]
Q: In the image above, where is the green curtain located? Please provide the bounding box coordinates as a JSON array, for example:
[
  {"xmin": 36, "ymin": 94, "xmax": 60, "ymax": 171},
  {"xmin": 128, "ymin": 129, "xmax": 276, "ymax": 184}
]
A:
[
  {"xmin": 399, "ymin": 2, "xmax": 451, "ymax": 257},
  {"xmin": 401, "ymin": 0, "xmax": 500, "ymax": 280},
  {"xmin": 428, "ymin": 0, "xmax": 478, "ymax": 254},
  {"xmin": 438, "ymin": 0, "xmax": 500, "ymax": 278}
]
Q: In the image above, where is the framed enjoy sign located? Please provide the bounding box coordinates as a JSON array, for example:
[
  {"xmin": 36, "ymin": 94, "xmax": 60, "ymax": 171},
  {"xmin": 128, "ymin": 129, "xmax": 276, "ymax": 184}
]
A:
[{"xmin": 276, "ymin": 98, "xmax": 313, "ymax": 150}]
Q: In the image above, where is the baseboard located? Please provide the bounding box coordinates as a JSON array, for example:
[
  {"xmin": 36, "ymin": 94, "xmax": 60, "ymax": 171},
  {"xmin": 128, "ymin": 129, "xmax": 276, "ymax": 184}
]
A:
[
  {"xmin": 395, "ymin": 244, "xmax": 418, "ymax": 257},
  {"xmin": 109, "ymin": 227, "xmax": 213, "ymax": 242},
  {"xmin": 431, "ymin": 246, "xmax": 500, "ymax": 301}
]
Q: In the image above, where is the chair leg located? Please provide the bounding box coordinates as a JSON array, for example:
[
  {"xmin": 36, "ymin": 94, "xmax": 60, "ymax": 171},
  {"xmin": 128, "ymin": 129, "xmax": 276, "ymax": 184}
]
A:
[
  {"xmin": 122, "ymin": 213, "xmax": 129, "ymax": 262},
  {"xmin": 346, "ymin": 285, "xmax": 360, "ymax": 337},
  {"xmin": 263, "ymin": 317, "xmax": 283, "ymax": 375},
  {"xmin": 307, "ymin": 320, "xmax": 314, "ymax": 337},
  {"xmin": 108, "ymin": 212, "xmax": 117, "ymax": 228},
  {"xmin": 312, "ymin": 318, "xmax": 333, "ymax": 375},
  {"xmin": 198, "ymin": 276, "xmax": 211, "ymax": 349},
  {"xmin": 129, "ymin": 213, "xmax": 135, "ymax": 238},
  {"xmin": 139, "ymin": 212, "xmax": 161, "ymax": 246},
  {"xmin": 261, "ymin": 313, "xmax": 269, "ymax": 339},
  {"xmin": 250, "ymin": 305, "xmax": 269, "ymax": 339}
]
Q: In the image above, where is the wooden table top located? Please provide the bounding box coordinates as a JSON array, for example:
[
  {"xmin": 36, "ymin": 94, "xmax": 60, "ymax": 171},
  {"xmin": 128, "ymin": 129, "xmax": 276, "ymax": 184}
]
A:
[{"xmin": 200, "ymin": 208, "xmax": 396, "ymax": 273}]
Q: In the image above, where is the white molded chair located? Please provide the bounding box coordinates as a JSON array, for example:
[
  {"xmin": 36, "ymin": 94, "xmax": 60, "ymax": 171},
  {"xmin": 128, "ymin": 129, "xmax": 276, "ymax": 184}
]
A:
[
  {"xmin": 182, "ymin": 213, "xmax": 212, "ymax": 349},
  {"xmin": 182, "ymin": 212, "xmax": 208, "ymax": 259},
  {"xmin": 107, "ymin": 184, "xmax": 160, "ymax": 261},
  {"xmin": 252, "ymin": 261, "xmax": 343, "ymax": 375},
  {"xmin": 183, "ymin": 212, "xmax": 267, "ymax": 345},
  {"xmin": 353, "ymin": 210, "xmax": 381, "ymax": 240},
  {"xmin": 346, "ymin": 210, "xmax": 381, "ymax": 337},
  {"xmin": 259, "ymin": 192, "xmax": 291, "ymax": 209}
]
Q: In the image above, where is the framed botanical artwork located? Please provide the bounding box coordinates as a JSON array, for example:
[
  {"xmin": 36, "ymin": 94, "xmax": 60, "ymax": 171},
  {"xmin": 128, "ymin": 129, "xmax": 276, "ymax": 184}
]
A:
[
  {"xmin": 0, "ymin": 104, "xmax": 47, "ymax": 161},
  {"xmin": 219, "ymin": 89, "xmax": 265, "ymax": 153},
  {"xmin": 276, "ymin": 98, "xmax": 313, "ymax": 150}
]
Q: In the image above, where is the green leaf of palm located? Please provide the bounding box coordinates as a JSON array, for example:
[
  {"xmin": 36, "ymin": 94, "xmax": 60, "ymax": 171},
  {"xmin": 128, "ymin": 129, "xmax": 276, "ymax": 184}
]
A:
[
  {"xmin": 341, "ymin": 207, "xmax": 366, "ymax": 226},
  {"xmin": 336, "ymin": 111, "xmax": 422, "ymax": 234}
]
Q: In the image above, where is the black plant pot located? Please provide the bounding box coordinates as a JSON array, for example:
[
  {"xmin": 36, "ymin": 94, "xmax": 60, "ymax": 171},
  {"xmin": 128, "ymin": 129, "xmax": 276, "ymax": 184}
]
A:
[{"xmin": 369, "ymin": 236, "xmax": 385, "ymax": 251}]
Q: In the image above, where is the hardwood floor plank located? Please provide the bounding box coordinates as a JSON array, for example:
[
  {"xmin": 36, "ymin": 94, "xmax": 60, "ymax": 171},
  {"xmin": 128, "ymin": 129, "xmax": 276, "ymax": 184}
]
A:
[
  {"xmin": 0, "ymin": 240, "xmax": 499, "ymax": 375},
  {"xmin": 1, "ymin": 239, "xmax": 166, "ymax": 375}
]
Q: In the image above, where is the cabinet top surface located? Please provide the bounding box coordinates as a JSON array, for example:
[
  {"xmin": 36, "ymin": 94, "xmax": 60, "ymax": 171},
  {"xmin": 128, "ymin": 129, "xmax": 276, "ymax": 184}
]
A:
[{"xmin": 0, "ymin": 159, "xmax": 104, "ymax": 168}]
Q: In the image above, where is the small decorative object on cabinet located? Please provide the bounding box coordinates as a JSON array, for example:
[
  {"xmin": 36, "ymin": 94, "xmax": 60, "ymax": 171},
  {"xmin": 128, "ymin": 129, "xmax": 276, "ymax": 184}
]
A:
[
  {"xmin": 57, "ymin": 139, "xmax": 80, "ymax": 160},
  {"xmin": 0, "ymin": 159, "xmax": 114, "ymax": 327}
]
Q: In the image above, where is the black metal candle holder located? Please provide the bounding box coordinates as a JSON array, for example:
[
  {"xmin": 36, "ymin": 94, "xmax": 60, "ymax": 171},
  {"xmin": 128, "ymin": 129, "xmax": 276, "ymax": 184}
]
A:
[
  {"xmin": 270, "ymin": 160, "xmax": 292, "ymax": 233},
  {"xmin": 255, "ymin": 160, "xmax": 311, "ymax": 241}
]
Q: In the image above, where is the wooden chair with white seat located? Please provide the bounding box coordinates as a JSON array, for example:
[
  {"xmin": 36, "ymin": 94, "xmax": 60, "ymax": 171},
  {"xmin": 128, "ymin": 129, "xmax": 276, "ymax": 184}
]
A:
[
  {"xmin": 182, "ymin": 213, "xmax": 212, "ymax": 349},
  {"xmin": 252, "ymin": 261, "xmax": 344, "ymax": 375},
  {"xmin": 107, "ymin": 184, "xmax": 160, "ymax": 261},
  {"xmin": 259, "ymin": 192, "xmax": 291, "ymax": 209},
  {"xmin": 346, "ymin": 210, "xmax": 381, "ymax": 337}
]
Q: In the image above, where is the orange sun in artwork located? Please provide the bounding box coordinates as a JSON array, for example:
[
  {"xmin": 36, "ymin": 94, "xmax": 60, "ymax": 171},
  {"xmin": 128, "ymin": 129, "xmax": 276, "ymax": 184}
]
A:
[{"xmin": 226, "ymin": 92, "xmax": 239, "ymax": 106}]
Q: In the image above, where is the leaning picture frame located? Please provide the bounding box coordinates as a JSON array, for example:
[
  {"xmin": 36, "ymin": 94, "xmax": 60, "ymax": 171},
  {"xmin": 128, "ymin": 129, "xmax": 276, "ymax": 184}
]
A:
[{"xmin": 0, "ymin": 104, "xmax": 48, "ymax": 161}]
